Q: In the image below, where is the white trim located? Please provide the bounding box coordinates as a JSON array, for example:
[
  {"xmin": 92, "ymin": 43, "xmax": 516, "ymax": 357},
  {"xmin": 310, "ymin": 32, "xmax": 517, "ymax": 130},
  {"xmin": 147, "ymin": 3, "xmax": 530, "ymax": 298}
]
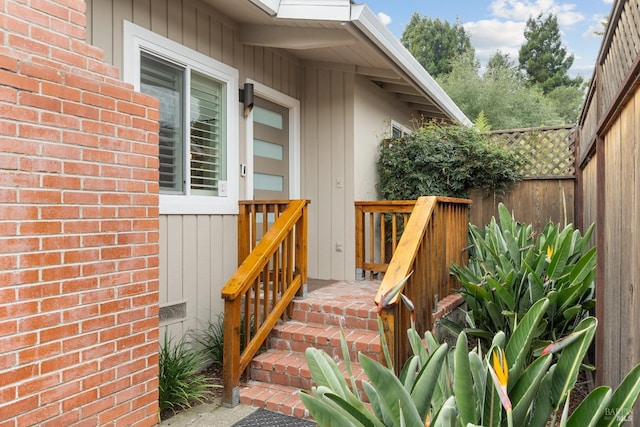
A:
[
  {"xmin": 249, "ymin": 0, "xmax": 279, "ymax": 16},
  {"xmin": 390, "ymin": 120, "xmax": 412, "ymax": 138},
  {"xmin": 246, "ymin": 79, "xmax": 301, "ymax": 199},
  {"xmin": 123, "ymin": 21, "xmax": 240, "ymax": 215}
]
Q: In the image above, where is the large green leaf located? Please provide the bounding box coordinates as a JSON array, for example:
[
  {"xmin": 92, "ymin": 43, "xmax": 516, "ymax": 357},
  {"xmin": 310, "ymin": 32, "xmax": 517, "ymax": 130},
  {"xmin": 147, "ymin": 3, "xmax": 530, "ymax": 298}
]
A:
[
  {"xmin": 469, "ymin": 351, "xmax": 486, "ymax": 420},
  {"xmin": 453, "ymin": 332, "xmax": 476, "ymax": 426},
  {"xmin": 597, "ymin": 363, "xmax": 640, "ymax": 427},
  {"xmin": 431, "ymin": 395, "xmax": 457, "ymax": 427},
  {"xmin": 547, "ymin": 229, "xmax": 572, "ymax": 280},
  {"xmin": 359, "ymin": 354, "xmax": 423, "ymax": 427},
  {"xmin": 410, "ymin": 343, "xmax": 448, "ymax": 421},
  {"xmin": 510, "ymin": 354, "xmax": 553, "ymax": 425},
  {"xmin": 550, "ymin": 317, "xmax": 597, "ymax": 410},
  {"xmin": 487, "ymin": 276, "xmax": 515, "ymax": 312},
  {"xmin": 528, "ymin": 365, "xmax": 555, "ymax": 427},
  {"xmin": 564, "ymin": 246, "xmax": 596, "ymax": 290},
  {"xmin": 506, "ymin": 298, "xmax": 549, "ymax": 386},
  {"xmin": 305, "ymin": 347, "xmax": 351, "ymax": 399},
  {"xmin": 566, "ymin": 386, "xmax": 611, "ymax": 427},
  {"xmin": 300, "ymin": 389, "xmax": 372, "ymax": 427}
]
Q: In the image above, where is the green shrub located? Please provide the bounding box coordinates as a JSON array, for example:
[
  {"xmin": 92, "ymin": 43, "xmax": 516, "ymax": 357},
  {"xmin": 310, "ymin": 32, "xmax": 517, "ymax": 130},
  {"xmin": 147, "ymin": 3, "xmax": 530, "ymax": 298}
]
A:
[
  {"xmin": 193, "ymin": 313, "xmax": 254, "ymax": 367},
  {"xmin": 449, "ymin": 203, "xmax": 596, "ymax": 350},
  {"xmin": 300, "ymin": 286, "xmax": 640, "ymax": 427},
  {"xmin": 377, "ymin": 121, "xmax": 521, "ymax": 199},
  {"xmin": 158, "ymin": 333, "xmax": 211, "ymax": 415}
]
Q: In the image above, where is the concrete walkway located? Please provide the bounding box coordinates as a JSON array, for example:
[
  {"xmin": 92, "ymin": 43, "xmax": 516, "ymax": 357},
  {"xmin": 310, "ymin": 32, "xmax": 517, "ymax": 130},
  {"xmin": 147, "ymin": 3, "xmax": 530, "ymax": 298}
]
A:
[{"xmin": 160, "ymin": 399, "xmax": 257, "ymax": 427}]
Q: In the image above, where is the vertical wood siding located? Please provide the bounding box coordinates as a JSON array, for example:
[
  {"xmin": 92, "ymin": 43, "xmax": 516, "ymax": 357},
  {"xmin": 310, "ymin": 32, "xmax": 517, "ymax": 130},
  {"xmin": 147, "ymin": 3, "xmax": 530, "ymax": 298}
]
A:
[
  {"xmin": 601, "ymin": 89, "xmax": 640, "ymax": 397},
  {"xmin": 581, "ymin": 159, "xmax": 597, "ymax": 247},
  {"xmin": 85, "ymin": 0, "xmax": 301, "ymax": 334},
  {"xmin": 302, "ymin": 65, "xmax": 354, "ymax": 280}
]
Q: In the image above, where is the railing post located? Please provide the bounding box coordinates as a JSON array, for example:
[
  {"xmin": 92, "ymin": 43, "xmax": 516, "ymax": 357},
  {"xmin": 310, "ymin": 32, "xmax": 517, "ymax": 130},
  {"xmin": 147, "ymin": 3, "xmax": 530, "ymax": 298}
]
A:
[
  {"xmin": 295, "ymin": 201, "xmax": 308, "ymax": 298},
  {"xmin": 379, "ymin": 307, "xmax": 398, "ymax": 372},
  {"xmin": 222, "ymin": 297, "xmax": 241, "ymax": 407},
  {"xmin": 238, "ymin": 203, "xmax": 250, "ymax": 266},
  {"xmin": 355, "ymin": 203, "xmax": 364, "ymax": 279}
]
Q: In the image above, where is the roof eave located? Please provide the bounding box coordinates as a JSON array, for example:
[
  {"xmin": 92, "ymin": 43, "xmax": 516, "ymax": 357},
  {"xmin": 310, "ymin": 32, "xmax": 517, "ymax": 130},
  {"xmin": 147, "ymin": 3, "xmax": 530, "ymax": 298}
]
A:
[{"xmin": 349, "ymin": 4, "xmax": 471, "ymax": 125}]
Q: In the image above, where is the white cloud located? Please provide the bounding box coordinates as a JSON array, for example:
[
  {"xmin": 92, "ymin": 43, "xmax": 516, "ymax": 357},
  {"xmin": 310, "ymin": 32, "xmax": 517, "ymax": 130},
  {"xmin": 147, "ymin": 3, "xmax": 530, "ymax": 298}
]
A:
[
  {"xmin": 464, "ymin": 19, "xmax": 526, "ymax": 64},
  {"xmin": 603, "ymin": 0, "xmax": 613, "ymax": 3},
  {"xmin": 583, "ymin": 14, "xmax": 607, "ymax": 39},
  {"xmin": 490, "ymin": 0, "xmax": 584, "ymax": 26},
  {"xmin": 377, "ymin": 12, "xmax": 391, "ymax": 26}
]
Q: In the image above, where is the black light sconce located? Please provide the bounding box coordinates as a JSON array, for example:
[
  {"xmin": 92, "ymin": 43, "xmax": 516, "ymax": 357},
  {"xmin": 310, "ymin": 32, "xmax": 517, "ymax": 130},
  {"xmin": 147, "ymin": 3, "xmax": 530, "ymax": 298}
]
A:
[{"xmin": 239, "ymin": 83, "xmax": 254, "ymax": 117}]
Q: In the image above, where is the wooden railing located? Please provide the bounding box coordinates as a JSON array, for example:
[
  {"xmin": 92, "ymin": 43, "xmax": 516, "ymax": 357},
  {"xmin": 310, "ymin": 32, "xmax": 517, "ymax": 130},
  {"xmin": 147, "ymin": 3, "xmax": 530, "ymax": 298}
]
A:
[
  {"xmin": 371, "ymin": 196, "xmax": 471, "ymax": 370},
  {"xmin": 221, "ymin": 200, "xmax": 309, "ymax": 406},
  {"xmin": 355, "ymin": 200, "xmax": 416, "ymax": 279}
]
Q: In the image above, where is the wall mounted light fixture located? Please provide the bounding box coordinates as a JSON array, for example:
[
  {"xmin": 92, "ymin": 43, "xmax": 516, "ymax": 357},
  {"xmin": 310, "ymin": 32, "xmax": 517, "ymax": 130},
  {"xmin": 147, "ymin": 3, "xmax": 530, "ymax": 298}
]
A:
[{"xmin": 239, "ymin": 83, "xmax": 254, "ymax": 117}]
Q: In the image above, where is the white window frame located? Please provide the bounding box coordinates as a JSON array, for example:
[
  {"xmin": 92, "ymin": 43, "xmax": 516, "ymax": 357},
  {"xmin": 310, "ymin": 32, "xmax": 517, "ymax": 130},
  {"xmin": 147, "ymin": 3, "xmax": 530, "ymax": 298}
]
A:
[
  {"xmin": 123, "ymin": 21, "xmax": 239, "ymax": 215},
  {"xmin": 390, "ymin": 120, "xmax": 412, "ymax": 138}
]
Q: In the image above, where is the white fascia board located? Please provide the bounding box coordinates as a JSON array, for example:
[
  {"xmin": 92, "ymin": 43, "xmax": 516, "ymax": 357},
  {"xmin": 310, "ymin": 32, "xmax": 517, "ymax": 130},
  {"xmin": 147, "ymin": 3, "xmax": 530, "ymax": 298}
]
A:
[
  {"xmin": 350, "ymin": 4, "xmax": 472, "ymax": 126},
  {"xmin": 250, "ymin": 0, "xmax": 280, "ymax": 16},
  {"xmin": 277, "ymin": 0, "xmax": 351, "ymax": 21}
]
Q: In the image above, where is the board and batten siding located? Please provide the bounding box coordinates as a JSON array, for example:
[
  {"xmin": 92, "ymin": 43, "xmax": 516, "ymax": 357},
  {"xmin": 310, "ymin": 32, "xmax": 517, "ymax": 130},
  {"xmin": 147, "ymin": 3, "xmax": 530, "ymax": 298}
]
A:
[
  {"xmin": 85, "ymin": 0, "xmax": 302, "ymax": 336},
  {"xmin": 600, "ymin": 88, "xmax": 640, "ymax": 396},
  {"xmin": 302, "ymin": 64, "xmax": 354, "ymax": 280}
]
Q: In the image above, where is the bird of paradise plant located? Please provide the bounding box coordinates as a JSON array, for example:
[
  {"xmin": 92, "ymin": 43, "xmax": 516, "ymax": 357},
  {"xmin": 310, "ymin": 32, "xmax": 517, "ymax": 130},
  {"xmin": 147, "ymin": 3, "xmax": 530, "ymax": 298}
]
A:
[{"xmin": 300, "ymin": 285, "xmax": 640, "ymax": 426}]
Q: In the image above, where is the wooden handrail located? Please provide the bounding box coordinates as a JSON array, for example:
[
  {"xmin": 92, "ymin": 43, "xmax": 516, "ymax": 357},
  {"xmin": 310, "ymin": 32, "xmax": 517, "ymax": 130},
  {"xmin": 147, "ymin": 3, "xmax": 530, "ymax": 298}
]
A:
[
  {"xmin": 371, "ymin": 196, "xmax": 471, "ymax": 370},
  {"xmin": 221, "ymin": 200, "xmax": 308, "ymax": 406},
  {"xmin": 355, "ymin": 200, "xmax": 416, "ymax": 278}
]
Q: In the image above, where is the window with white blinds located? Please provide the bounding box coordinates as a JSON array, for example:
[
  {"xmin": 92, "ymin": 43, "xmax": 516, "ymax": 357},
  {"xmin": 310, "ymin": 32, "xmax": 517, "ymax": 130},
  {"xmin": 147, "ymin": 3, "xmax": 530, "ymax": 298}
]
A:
[
  {"xmin": 124, "ymin": 21, "xmax": 239, "ymax": 214},
  {"xmin": 139, "ymin": 52, "xmax": 227, "ymax": 197},
  {"xmin": 190, "ymin": 72, "xmax": 226, "ymax": 196},
  {"xmin": 140, "ymin": 53, "xmax": 185, "ymax": 193}
]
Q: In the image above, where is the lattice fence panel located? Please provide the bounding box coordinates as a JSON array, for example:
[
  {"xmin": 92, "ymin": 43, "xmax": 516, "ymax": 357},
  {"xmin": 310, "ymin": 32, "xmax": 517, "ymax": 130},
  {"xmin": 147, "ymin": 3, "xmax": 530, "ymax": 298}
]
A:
[{"xmin": 485, "ymin": 126, "xmax": 576, "ymax": 179}]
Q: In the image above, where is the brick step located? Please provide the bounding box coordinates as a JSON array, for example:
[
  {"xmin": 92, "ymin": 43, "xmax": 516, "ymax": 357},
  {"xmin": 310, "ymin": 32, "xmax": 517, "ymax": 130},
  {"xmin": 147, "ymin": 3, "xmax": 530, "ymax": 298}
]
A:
[
  {"xmin": 290, "ymin": 281, "xmax": 381, "ymax": 331},
  {"xmin": 248, "ymin": 349, "xmax": 371, "ymax": 402},
  {"xmin": 239, "ymin": 381, "xmax": 311, "ymax": 419},
  {"xmin": 269, "ymin": 321, "xmax": 381, "ymax": 362}
]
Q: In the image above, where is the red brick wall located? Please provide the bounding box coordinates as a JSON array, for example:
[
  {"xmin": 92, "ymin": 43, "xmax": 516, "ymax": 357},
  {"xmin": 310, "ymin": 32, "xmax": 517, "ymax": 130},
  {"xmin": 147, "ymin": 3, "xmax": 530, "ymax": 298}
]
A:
[{"xmin": 0, "ymin": 1, "xmax": 160, "ymax": 425}]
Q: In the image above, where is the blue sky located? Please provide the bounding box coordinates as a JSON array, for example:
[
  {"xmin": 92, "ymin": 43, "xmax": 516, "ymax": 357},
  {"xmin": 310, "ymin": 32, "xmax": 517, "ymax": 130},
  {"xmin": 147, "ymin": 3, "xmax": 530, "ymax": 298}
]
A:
[{"xmin": 362, "ymin": 0, "xmax": 615, "ymax": 79}]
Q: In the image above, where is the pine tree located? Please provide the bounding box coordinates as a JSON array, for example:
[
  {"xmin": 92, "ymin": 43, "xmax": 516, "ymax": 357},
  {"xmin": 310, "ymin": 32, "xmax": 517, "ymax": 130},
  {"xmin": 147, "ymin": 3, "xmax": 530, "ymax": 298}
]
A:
[
  {"xmin": 401, "ymin": 13, "xmax": 474, "ymax": 77},
  {"xmin": 518, "ymin": 13, "xmax": 583, "ymax": 93}
]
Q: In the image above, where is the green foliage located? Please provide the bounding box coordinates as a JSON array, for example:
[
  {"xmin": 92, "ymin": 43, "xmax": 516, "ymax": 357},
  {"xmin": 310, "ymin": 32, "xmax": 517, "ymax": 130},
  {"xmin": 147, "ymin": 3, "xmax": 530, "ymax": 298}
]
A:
[
  {"xmin": 437, "ymin": 53, "xmax": 567, "ymax": 129},
  {"xmin": 377, "ymin": 121, "xmax": 521, "ymax": 199},
  {"xmin": 518, "ymin": 13, "xmax": 583, "ymax": 94},
  {"xmin": 159, "ymin": 333, "xmax": 211, "ymax": 415},
  {"xmin": 300, "ymin": 295, "xmax": 640, "ymax": 426},
  {"xmin": 401, "ymin": 14, "xmax": 474, "ymax": 78},
  {"xmin": 547, "ymin": 84, "xmax": 588, "ymax": 124},
  {"xmin": 193, "ymin": 313, "xmax": 255, "ymax": 367},
  {"xmin": 449, "ymin": 203, "xmax": 596, "ymax": 348}
]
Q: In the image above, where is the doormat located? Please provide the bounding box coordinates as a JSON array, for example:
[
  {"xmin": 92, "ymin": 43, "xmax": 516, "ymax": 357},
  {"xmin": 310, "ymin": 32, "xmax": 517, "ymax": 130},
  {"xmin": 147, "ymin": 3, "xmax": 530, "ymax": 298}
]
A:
[{"xmin": 231, "ymin": 409, "xmax": 316, "ymax": 427}]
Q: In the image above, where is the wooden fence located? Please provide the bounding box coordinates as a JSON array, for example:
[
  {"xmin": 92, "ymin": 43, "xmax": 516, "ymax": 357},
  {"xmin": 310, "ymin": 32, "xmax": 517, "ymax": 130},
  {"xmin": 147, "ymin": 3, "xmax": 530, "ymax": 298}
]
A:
[
  {"xmin": 577, "ymin": 1, "xmax": 640, "ymax": 418},
  {"xmin": 470, "ymin": 125, "xmax": 576, "ymax": 232}
]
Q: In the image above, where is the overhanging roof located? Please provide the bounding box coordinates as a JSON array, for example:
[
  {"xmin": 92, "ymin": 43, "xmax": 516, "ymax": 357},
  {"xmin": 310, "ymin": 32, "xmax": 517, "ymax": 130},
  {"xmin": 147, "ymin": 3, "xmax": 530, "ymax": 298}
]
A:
[{"xmin": 209, "ymin": 0, "xmax": 471, "ymax": 124}]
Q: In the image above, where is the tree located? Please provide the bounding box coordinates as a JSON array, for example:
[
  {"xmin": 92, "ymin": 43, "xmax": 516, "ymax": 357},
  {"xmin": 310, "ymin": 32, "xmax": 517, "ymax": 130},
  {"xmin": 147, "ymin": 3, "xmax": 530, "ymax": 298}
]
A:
[
  {"xmin": 518, "ymin": 13, "xmax": 583, "ymax": 93},
  {"xmin": 438, "ymin": 53, "xmax": 564, "ymax": 129},
  {"xmin": 401, "ymin": 13, "xmax": 474, "ymax": 77}
]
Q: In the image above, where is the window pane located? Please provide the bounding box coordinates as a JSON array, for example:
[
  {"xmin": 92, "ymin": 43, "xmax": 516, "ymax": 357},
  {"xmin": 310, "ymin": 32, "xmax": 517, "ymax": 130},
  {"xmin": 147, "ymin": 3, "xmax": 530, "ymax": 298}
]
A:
[
  {"xmin": 190, "ymin": 72, "xmax": 226, "ymax": 196},
  {"xmin": 140, "ymin": 52, "xmax": 184, "ymax": 194},
  {"xmin": 254, "ymin": 139, "xmax": 283, "ymax": 160},
  {"xmin": 254, "ymin": 173, "xmax": 283, "ymax": 191},
  {"xmin": 254, "ymin": 106, "xmax": 283, "ymax": 129}
]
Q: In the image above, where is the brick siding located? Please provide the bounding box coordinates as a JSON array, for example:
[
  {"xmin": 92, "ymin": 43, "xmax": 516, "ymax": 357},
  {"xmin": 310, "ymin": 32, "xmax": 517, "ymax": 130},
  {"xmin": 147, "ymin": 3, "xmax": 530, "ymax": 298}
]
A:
[{"xmin": 0, "ymin": 1, "xmax": 160, "ymax": 426}]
